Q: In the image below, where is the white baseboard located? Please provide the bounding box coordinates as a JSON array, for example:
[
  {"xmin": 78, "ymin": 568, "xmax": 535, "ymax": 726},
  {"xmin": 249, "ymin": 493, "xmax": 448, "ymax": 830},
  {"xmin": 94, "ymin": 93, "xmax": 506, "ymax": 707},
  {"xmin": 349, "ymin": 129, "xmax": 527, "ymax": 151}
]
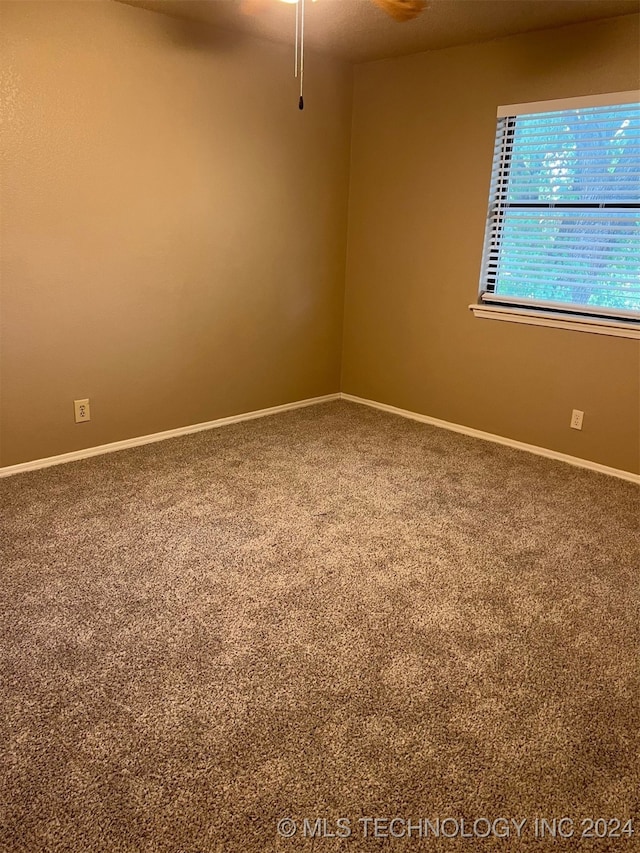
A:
[
  {"xmin": 0, "ymin": 393, "xmax": 341, "ymax": 478},
  {"xmin": 2, "ymin": 391, "xmax": 638, "ymax": 484},
  {"xmin": 341, "ymin": 393, "xmax": 640, "ymax": 484}
]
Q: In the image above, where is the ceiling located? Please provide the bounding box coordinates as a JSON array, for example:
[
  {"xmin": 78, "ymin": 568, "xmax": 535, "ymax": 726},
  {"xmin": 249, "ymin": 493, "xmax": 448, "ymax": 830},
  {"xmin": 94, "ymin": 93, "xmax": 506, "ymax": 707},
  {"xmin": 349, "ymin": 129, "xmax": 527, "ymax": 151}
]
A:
[{"xmin": 119, "ymin": 0, "xmax": 639, "ymax": 62}]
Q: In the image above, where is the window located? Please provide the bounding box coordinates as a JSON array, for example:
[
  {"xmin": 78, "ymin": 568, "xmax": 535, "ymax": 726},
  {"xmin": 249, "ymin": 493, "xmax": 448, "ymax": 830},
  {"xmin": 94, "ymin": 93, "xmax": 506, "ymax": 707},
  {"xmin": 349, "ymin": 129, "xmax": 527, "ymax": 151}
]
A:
[{"xmin": 472, "ymin": 92, "xmax": 640, "ymax": 339}]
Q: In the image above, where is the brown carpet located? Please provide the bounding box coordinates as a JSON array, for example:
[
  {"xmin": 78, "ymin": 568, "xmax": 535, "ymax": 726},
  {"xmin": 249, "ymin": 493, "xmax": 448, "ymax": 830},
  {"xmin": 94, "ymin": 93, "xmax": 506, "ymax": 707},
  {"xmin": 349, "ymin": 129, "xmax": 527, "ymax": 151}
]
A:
[{"xmin": 1, "ymin": 400, "xmax": 639, "ymax": 852}]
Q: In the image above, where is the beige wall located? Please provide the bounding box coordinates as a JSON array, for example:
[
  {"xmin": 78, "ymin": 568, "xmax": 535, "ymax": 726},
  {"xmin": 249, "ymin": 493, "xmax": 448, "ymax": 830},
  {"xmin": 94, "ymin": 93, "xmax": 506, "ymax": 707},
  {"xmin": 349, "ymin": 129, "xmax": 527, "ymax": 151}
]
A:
[
  {"xmin": 342, "ymin": 14, "xmax": 640, "ymax": 474},
  {"xmin": 0, "ymin": 0, "xmax": 352, "ymax": 466},
  {"xmin": 2, "ymin": 5, "xmax": 639, "ymax": 474}
]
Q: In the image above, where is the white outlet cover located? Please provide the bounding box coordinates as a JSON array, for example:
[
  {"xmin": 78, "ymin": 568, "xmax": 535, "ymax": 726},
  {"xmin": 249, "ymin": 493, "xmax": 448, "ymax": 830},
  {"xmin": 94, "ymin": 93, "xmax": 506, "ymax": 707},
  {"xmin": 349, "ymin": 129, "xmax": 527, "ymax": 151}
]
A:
[{"xmin": 74, "ymin": 399, "xmax": 91, "ymax": 423}]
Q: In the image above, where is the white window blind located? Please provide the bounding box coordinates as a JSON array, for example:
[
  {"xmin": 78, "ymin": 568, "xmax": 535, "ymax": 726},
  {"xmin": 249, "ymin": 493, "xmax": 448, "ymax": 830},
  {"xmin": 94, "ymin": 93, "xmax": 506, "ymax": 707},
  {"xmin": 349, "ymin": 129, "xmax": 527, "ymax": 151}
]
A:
[{"xmin": 478, "ymin": 93, "xmax": 640, "ymax": 325}]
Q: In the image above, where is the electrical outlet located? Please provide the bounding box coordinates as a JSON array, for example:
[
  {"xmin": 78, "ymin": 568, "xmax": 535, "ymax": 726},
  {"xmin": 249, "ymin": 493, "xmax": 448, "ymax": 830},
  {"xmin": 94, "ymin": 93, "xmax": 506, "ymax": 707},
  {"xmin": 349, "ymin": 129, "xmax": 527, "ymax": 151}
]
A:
[
  {"xmin": 74, "ymin": 399, "xmax": 91, "ymax": 423},
  {"xmin": 570, "ymin": 409, "xmax": 584, "ymax": 430}
]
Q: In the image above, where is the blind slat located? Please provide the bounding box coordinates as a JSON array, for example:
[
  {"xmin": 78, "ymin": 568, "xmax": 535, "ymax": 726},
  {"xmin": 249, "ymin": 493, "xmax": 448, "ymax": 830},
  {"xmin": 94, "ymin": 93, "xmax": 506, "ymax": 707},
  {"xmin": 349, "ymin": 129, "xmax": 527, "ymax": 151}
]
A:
[
  {"xmin": 481, "ymin": 293, "xmax": 640, "ymax": 321},
  {"xmin": 485, "ymin": 270, "xmax": 640, "ymax": 291}
]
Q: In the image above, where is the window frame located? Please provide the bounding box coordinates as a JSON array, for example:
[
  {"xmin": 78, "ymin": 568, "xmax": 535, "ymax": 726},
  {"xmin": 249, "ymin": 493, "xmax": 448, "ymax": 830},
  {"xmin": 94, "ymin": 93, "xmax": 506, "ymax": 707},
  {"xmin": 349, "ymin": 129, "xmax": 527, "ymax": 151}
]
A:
[{"xmin": 470, "ymin": 91, "xmax": 640, "ymax": 340}]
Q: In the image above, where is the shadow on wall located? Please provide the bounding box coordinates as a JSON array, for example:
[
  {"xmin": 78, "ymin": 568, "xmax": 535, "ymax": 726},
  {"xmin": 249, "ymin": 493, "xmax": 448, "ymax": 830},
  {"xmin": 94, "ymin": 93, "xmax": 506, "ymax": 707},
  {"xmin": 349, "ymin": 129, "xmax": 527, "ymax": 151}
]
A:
[
  {"xmin": 506, "ymin": 18, "xmax": 630, "ymax": 74},
  {"xmin": 121, "ymin": 2, "xmax": 249, "ymax": 53}
]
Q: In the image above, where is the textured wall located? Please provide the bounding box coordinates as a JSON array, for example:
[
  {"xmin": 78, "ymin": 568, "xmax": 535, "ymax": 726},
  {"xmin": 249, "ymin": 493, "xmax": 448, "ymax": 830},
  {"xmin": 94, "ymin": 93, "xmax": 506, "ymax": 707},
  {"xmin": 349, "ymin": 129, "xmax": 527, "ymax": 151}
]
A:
[
  {"xmin": 342, "ymin": 14, "xmax": 640, "ymax": 474},
  {"xmin": 2, "ymin": 4, "xmax": 639, "ymax": 474},
  {"xmin": 0, "ymin": 0, "xmax": 352, "ymax": 466}
]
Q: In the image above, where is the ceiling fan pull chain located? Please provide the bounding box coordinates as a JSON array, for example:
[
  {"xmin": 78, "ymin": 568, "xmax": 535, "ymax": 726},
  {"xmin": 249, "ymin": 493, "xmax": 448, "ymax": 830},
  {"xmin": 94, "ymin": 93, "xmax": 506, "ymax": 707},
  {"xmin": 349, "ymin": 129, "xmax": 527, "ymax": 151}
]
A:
[
  {"xmin": 294, "ymin": 0, "xmax": 299, "ymax": 77},
  {"xmin": 299, "ymin": 0, "xmax": 305, "ymax": 109}
]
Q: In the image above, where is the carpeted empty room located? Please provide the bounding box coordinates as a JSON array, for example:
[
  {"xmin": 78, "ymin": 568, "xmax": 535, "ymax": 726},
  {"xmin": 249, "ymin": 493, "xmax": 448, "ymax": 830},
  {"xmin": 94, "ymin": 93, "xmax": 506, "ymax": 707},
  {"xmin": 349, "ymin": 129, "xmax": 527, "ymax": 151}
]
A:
[
  {"xmin": 2, "ymin": 402, "xmax": 639, "ymax": 851},
  {"xmin": 1, "ymin": 0, "xmax": 640, "ymax": 851}
]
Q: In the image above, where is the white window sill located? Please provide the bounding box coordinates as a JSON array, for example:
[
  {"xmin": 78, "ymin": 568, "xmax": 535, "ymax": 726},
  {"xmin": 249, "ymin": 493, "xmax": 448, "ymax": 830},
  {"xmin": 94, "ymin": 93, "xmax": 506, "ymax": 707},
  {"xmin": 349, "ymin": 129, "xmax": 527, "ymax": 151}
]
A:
[{"xmin": 469, "ymin": 303, "xmax": 640, "ymax": 340}]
